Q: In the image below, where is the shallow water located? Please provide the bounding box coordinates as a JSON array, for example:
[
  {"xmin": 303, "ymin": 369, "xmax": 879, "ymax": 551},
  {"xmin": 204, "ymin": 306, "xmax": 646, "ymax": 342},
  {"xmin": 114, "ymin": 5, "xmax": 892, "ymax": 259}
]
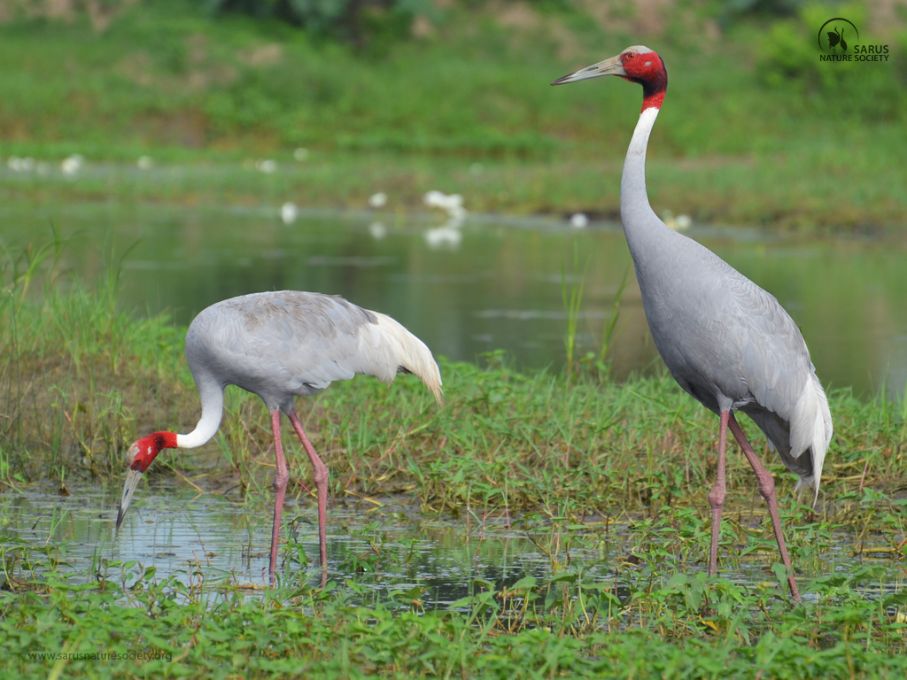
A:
[
  {"xmin": 2, "ymin": 480, "xmax": 599, "ymax": 602},
  {"xmin": 1, "ymin": 480, "xmax": 898, "ymax": 607},
  {"xmin": 3, "ymin": 187, "xmax": 907, "ymax": 396}
]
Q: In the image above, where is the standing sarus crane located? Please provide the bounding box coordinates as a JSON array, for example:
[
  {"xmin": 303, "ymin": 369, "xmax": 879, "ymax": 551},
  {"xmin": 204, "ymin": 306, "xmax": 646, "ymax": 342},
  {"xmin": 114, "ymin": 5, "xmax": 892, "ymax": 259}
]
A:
[
  {"xmin": 115, "ymin": 291, "xmax": 443, "ymax": 584},
  {"xmin": 553, "ymin": 46, "xmax": 832, "ymax": 601}
]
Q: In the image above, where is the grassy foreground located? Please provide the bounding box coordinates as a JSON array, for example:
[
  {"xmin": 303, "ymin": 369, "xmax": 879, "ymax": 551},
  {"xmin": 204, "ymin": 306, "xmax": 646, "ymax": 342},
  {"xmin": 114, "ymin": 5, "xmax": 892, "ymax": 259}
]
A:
[
  {"xmin": 1, "ymin": 553, "xmax": 903, "ymax": 678},
  {"xmin": 1, "ymin": 262, "xmax": 905, "ymax": 676}
]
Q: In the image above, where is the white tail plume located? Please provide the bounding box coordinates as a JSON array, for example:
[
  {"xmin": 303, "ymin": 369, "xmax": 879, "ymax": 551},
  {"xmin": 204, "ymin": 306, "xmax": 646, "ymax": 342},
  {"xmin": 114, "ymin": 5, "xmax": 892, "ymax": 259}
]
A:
[
  {"xmin": 363, "ymin": 312, "xmax": 443, "ymax": 404},
  {"xmin": 791, "ymin": 373, "xmax": 833, "ymax": 506}
]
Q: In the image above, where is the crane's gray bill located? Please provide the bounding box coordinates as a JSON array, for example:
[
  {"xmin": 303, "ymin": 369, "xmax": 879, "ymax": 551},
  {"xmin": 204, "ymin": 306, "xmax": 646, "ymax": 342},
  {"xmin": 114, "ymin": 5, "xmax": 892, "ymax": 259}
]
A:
[
  {"xmin": 116, "ymin": 468, "xmax": 143, "ymax": 530},
  {"xmin": 552, "ymin": 55, "xmax": 626, "ymax": 85}
]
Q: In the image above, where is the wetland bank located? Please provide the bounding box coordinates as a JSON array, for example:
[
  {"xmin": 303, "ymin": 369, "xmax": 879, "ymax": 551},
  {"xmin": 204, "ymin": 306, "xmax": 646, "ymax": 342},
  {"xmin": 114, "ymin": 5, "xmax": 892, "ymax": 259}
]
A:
[{"xmin": 2, "ymin": 1, "xmax": 907, "ymax": 677}]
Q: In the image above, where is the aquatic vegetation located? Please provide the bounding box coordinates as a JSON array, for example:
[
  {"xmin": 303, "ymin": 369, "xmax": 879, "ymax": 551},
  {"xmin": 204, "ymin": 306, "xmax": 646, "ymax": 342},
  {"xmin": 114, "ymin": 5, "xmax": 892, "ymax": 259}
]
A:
[
  {"xmin": 1, "ymin": 255, "xmax": 904, "ymax": 677},
  {"xmin": 1, "ymin": 270, "xmax": 904, "ymax": 517},
  {"xmin": 0, "ymin": 535, "xmax": 903, "ymax": 677}
]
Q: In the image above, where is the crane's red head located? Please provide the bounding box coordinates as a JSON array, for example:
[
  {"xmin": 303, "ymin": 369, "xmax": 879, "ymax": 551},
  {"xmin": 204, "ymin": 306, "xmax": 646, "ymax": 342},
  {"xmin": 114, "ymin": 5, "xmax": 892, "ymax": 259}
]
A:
[
  {"xmin": 552, "ymin": 45, "xmax": 668, "ymax": 111},
  {"xmin": 115, "ymin": 431, "xmax": 177, "ymax": 530},
  {"xmin": 128, "ymin": 431, "xmax": 177, "ymax": 472}
]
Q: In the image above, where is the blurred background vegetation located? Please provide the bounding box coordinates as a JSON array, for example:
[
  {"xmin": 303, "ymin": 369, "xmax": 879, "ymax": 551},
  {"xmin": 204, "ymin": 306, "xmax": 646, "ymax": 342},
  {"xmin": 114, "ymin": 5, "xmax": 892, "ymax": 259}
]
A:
[{"xmin": 0, "ymin": 0, "xmax": 905, "ymax": 227}]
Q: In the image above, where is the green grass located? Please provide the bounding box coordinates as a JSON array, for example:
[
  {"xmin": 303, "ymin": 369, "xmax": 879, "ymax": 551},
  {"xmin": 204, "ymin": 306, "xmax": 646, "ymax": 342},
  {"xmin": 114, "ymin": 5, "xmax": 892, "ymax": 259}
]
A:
[
  {"xmin": 1, "ymin": 549, "xmax": 904, "ymax": 678},
  {"xmin": 1, "ymin": 254, "xmax": 905, "ymax": 675},
  {"xmin": 3, "ymin": 270, "xmax": 905, "ymax": 514},
  {"xmin": 1, "ymin": 1, "xmax": 906, "ymax": 230},
  {"xmin": 2, "ymin": 246, "xmax": 905, "ymax": 509}
]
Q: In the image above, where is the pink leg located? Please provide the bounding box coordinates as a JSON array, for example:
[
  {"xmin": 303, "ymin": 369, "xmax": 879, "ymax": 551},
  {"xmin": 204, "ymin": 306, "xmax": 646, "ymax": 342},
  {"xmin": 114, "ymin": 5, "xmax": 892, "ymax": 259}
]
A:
[
  {"xmin": 728, "ymin": 414, "xmax": 801, "ymax": 602},
  {"xmin": 269, "ymin": 410, "xmax": 289, "ymax": 585},
  {"xmin": 287, "ymin": 410, "xmax": 329, "ymax": 582},
  {"xmin": 708, "ymin": 410, "xmax": 730, "ymax": 577}
]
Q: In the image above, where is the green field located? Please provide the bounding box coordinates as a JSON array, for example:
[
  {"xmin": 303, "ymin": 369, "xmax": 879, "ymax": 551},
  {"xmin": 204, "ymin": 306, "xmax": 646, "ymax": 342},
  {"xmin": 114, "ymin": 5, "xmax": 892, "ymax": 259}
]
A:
[{"xmin": 2, "ymin": 1, "xmax": 906, "ymax": 229}]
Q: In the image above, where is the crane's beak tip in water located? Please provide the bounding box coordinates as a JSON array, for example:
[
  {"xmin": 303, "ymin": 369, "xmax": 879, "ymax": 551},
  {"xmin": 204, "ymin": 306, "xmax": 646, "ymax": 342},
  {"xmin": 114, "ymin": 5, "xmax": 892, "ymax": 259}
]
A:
[
  {"xmin": 551, "ymin": 54, "xmax": 626, "ymax": 86},
  {"xmin": 115, "ymin": 468, "xmax": 143, "ymax": 531}
]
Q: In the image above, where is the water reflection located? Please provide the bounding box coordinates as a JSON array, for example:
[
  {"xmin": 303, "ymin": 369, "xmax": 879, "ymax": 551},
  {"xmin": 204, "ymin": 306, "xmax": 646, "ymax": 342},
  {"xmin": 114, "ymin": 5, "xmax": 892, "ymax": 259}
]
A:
[
  {"xmin": 1, "ymin": 482, "xmax": 898, "ymax": 608},
  {"xmin": 3, "ymin": 200, "xmax": 907, "ymax": 397},
  {"xmin": 2, "ymin": 481, "xmax": 578, "ymax": 604}
]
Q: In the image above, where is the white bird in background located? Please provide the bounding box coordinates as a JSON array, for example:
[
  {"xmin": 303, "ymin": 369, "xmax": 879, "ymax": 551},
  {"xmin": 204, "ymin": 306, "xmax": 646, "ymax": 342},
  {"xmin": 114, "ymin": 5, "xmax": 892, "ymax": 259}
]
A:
[
  {"xmin": 424, "ymin": 190, "xmax": 467, "ymax": 223},
  {"xmin": 7, "ymin": 156, "xmax": 35, "ymax": 172},
  {"xmin": 554, "ymin": 45, "xmax": 832, "ymax": 601},
  {"xmin": 423, "ymin": 190, "xmax": 467, "ymax": 250},
  {"xmin": 368, "ymin": 192, "xmax": 388, "ymax": 208},
  {"xmin": 61, "ymin": 154, "xmax": 84, "ymax": 176},
  {"xmin": 257, "ymin": 159, "xmax": 277, "ymax": 174},
  {"xmin": 368, "ymin": 221, "xmax": 387, "ymax": 240},
  {"xmin": 661, "ymin": 209, "xmax": 692, "ymax": 231},
  {"xmin": 280, "ymin": 201, "xmax": 299, "ymax": 224},
  {"xmin": 115, "ymin": 291, "xmax": 443, "ymax": 584},
  {"xmin": 569, "ymin": 212, "xmax": 589, "ymax": 229}
]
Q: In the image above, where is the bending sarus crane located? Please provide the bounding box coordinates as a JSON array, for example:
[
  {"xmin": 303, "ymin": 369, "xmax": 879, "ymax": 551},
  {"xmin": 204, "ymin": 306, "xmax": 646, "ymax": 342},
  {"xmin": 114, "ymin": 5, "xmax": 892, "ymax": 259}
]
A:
[
  {"xmin": 115, "ymin": 291, "xmax": 442, "ymax": 583},
  {"xmin": 554, "ymin": 46, "xmax": 832, "ymax": 601}
]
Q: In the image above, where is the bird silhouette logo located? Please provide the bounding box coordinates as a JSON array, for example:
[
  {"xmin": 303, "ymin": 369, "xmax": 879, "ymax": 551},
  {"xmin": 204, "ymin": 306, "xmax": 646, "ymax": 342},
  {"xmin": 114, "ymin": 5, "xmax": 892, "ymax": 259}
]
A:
[
  {"xmin": 827, "ymin": 27, "xmax": 847, "ymax": 51},
  {"xmin": 817, "ymin": 17, "xmax": 859, "ymax": 53}
]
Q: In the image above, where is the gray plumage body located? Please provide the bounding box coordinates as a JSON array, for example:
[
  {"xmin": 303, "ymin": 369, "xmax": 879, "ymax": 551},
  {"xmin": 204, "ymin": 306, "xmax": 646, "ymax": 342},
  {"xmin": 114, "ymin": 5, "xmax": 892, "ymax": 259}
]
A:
[
  {"xmin": 553, "ymin": 45, "xmax": 827, "ymax": 599},
  {"xmin": 179, "ymin": 290, "xmax": 442, "ymax": 448},
  {"xmin": 623, "ymin": 107, "xmax": 832, "ymax": 495}
]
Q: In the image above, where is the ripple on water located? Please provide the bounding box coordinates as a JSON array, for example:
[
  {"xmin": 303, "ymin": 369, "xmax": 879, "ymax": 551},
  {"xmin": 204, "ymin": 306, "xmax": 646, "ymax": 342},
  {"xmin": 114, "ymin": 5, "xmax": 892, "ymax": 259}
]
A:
[{"xmin": 0, "ymin": 480, "xmax": 899, "ymax": 608}]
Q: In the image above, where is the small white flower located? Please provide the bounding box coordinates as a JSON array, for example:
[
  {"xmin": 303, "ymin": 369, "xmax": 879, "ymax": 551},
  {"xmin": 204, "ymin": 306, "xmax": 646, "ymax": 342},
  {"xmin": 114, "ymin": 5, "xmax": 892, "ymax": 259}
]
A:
[
  {"xmin": 368, "ymin": 192, "xmax": 387, "ymax": 208},
  {"xmin": 257, "ymin": 159, "xmax": 277, "ymax": 174}
]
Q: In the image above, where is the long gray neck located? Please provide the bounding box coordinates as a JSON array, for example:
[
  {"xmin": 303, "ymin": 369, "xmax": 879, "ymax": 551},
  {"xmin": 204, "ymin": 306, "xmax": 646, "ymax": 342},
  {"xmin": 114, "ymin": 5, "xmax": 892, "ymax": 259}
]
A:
[
  {"xmin": 175, "ymin": 369, "xmax": 224, "ymax": 449},
  {"xmin": 619, "ymin": 106, "xmax": 666, "ymax": 257}
]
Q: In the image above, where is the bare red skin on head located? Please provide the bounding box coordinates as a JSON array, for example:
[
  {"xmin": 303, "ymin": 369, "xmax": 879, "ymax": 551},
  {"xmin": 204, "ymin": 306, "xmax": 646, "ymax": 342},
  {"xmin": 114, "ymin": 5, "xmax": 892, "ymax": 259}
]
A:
[
  {"xmin": 130, "ymin": 431, "xmax": 177, "ymax": 472},
  {"xmin": 620, "ymin": 50, "xmax": 668, "ymax": 111}
]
